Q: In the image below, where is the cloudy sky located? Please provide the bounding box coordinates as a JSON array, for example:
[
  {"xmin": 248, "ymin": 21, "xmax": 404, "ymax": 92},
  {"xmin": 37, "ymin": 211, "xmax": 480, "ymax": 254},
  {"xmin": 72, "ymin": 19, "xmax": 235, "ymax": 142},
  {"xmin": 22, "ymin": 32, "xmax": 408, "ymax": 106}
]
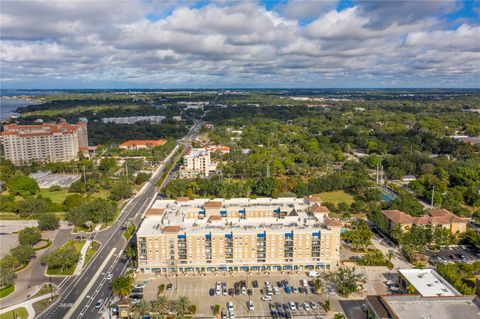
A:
[{"xmin": 1, "ymin": 0, "xmax": 479, "ymax": 89}]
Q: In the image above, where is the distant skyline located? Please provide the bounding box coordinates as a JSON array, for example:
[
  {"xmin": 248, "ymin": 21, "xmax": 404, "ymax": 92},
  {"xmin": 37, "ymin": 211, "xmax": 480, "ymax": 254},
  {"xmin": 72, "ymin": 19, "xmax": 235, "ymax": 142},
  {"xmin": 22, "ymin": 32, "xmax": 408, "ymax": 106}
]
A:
[{"xmin": 1, "ymin": 0, "xmax": 479, "ymax": 89}]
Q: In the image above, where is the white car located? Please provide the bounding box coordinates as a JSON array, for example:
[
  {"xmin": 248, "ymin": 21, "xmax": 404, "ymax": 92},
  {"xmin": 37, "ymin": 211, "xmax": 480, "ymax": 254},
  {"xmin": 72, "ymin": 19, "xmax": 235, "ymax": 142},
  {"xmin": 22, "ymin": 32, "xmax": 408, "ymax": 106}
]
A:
[
  {"xmin": 289, "ymin": 301, "xmax": 296, "ymax": 311},
  {"xmin": 261, "ymin": 295, "xmax": 272, "ymax": 301},
  {"xmin": 304, "ymin": 302, "xmax": 311, "ymax": 311},
  {"xmin": 106, "ymin": 273, "xmax": 113, "ymax": 280},
  {"xmin": 95, "ymin": 299, "xmax": 104, "ymax": 309},
  {"xmin": 308, "ymin": 271, "xmax": 319, "ymax": 278},
  {"xmin": 247, "ymin": 301, "xmax": 255, "ymax": 312},
  {"xmin": 241, "ymin": 287, "xmax": 246, "ymax": 295},
  {"xmin": 265, "ymin": 281, "xmax": 271, "ymax": 287},
  {"xmin": 134, "ymin": 283, "xmax": 144, "ymax": 289},
  {"xmin": 227, "ymin": 301, "xmax": 234, "ymax": 313},
  {"xmin": 273, "ymin": 287, "xmax": 279, "ymax": 295}
]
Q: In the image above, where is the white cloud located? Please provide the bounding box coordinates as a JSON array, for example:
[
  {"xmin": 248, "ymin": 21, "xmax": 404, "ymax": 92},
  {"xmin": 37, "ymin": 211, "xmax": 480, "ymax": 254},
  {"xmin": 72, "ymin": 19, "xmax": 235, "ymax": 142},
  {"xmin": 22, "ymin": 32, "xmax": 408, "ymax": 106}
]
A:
[{"xmin": 0, "ymin": 0, "xmax": 479, "ymax": 87}]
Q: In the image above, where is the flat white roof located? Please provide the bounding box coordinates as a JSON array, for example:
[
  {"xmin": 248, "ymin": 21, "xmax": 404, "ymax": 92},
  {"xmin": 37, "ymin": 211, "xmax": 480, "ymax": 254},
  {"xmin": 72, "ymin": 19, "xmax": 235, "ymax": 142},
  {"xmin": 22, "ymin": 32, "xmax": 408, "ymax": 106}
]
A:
[{"xmin": 399, "ymin": 269, "xmax": 461, "ymax": 297}]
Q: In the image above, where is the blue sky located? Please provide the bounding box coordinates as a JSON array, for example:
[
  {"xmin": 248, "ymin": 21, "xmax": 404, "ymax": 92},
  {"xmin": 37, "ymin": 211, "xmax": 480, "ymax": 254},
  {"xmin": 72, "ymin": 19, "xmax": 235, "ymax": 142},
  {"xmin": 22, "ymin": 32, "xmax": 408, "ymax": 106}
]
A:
[{"xmin": 1, "ymin": 0, "xmax": 479, "ymax": 89}]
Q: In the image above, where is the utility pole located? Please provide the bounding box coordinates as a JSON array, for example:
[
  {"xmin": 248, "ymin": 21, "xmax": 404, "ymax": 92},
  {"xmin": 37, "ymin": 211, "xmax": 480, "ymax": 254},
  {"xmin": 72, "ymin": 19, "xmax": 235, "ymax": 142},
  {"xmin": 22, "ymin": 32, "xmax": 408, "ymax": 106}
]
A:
[
  {"xmin": 82, "ymin": 165, "xmax": 86, "ymax": 183},
  {"xmin": 431, "ymin": 186, "xmax": 435, "ymax": 207}
]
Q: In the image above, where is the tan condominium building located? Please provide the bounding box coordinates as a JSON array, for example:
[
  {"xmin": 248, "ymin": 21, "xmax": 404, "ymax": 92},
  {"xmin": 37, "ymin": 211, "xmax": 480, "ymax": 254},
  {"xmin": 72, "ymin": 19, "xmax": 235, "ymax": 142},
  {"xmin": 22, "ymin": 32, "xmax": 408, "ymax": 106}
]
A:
[
  {"xmin": 381, "ymin": 208, "xmax": 468, "ymax": 235},
  {"xmin": 179, "ymin": 148, "xmax": 216, "ymax": 178},
  {"xmin": 136, "ymin": 197, "xmax": 342, "ymax": 274},
  {"xmin": 1, "ymin": 121, "xmax": 88, "ymax": 165}
]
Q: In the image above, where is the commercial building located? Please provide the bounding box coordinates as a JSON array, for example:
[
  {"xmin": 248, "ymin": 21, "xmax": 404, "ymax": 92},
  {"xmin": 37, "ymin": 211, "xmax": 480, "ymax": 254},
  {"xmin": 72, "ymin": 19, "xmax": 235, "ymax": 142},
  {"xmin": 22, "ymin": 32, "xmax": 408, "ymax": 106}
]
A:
[
  {"xmin": 136, "ymin": 197, "xmax": 341, "ymax": 274},
  {"xmin": 119, "ymin": 139, "xmax": 167, "ymax": 150},
  {"xmin": 366, "ymin": 295, "xmax": 480, "ymax": 319},
  {"xmin": 179, "ymin": 148, "xmax": 216, "ymax": 178},
  {"xmin": 366, "ymin": 269, "xmax": 477, "ymax": 319},
  {"xmin": 101, "ymin": 115, "xmax": 165, "ymax": 125},
  {"xmin": 1, "ymin": 121, "xmax": 88, "ymax": 165},
  {"xmin": 381, "ymin": 208, "xmax": 468, "ymax": 235}
]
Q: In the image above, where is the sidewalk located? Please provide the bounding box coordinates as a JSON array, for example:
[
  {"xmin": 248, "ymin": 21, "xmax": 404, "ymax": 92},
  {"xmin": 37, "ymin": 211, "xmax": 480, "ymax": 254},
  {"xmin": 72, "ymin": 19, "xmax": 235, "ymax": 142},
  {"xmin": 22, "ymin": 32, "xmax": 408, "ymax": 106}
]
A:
[
  {"xmin": 0, "ymin": 293, "xmax": 55, "ymax": 319},
  {"xmin": 73, "ymin": 224, "xmax": 102, "ymax": 275}
]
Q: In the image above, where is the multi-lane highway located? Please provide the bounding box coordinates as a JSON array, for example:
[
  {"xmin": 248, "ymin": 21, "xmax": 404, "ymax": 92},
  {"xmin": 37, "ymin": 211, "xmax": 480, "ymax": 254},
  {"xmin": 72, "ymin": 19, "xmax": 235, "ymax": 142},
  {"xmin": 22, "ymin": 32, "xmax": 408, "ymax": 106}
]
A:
[{"xmin": 38, "ymin": 121, "xmax": 201, "ymax": 319}]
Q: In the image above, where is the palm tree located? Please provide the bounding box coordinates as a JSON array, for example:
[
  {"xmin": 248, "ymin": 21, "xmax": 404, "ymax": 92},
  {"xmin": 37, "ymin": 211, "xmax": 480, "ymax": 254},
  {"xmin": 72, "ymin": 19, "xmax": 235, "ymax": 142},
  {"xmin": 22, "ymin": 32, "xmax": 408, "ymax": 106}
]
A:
[
  {"xmin": 151, "ymin": 296, "xmax": 170, "ymax": 318},
  {"xmin": 111, "ymin": 275, "xmax": 134, "ymax": 297},
  {"xmin": 174, "ymin": 296, "xmax": 191, "ymax": 318},
  {"xmin": 133, "ymin": 299, "xmax": 150, "ymax": 317},
  {"xmin": 125, "ymin": 245, "xmax": 136, "ymax": 268}
]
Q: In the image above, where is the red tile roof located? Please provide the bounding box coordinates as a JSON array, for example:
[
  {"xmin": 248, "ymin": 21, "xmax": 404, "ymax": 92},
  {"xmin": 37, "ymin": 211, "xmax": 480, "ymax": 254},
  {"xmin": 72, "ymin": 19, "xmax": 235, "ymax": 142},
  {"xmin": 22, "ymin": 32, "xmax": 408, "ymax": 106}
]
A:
[
  {"xmin": 176, "ymin": 197, "xmax": 190, "ymax": 202},
  {"xmin": 119, "ymin": 139, "xmax": 167, "ymax": 148},
  {"xmin": 382, "ymin": 208, "xmax": 468, "ymax": 226},
  {"xmin": 311, "ymin": 205, "xmax": 330, "ymax": 213},
  {"xmin": 207, "ymin": 215, "xmax": 222, "ymax": 222},
  {"xmin": 162, "ymin": 226, "xmax": 181, "ymax": 233},
  {"xmin": 146, "ymin": 208, "xmax": 165, "ymax": 216},
  {"xmin": 325, "ymin": 217, "xmax": 342, "ymax": 227},
  {"xmin": 203, "ymin": 201, "xmax": 223, "ymax": 208}
]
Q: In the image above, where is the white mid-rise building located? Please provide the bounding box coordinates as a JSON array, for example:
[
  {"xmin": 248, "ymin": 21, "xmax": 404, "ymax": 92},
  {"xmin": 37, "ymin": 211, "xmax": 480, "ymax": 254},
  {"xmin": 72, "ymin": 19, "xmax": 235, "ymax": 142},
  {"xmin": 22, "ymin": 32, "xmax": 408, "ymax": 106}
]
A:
[{"xmin": 1, "ymin": 121, "xmax": 88, "ymax": 165}]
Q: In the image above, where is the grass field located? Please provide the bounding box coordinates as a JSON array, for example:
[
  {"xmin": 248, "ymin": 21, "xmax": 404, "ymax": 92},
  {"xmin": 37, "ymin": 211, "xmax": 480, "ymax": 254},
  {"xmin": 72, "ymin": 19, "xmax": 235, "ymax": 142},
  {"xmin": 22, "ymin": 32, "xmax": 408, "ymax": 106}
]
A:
[
  {"xmin": 0, "ymin": 285, "xmax": 15, "ymax": 299},
  {"xmin": 315, "ymin": 190, "xmax": 355, "ymax": 206},
  {"xmin": 46, "ymin": 240, "xmax": 85, "ymax": 276},
  {"xmin": 39, "ymin": 189, "xmax": 70, "ymax": 203},
  {"xmin": 0, "ymin": 307, "xmax": 28, "ymax": 319}
]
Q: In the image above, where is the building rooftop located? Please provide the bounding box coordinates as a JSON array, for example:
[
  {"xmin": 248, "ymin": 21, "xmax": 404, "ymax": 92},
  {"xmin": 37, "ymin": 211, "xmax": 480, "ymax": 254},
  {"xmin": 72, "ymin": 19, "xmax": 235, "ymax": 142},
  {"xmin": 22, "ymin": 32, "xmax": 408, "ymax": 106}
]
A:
[
  {"xmin": 119, "ymin": 139, "xmax": 167, "ymax": 147},
  {"xmin": 398, "ymin": 269, "xmax": 461, "ymax": 297},
  {"xmin": 382, "ymin": 209, "xmax": 467, "ymax": 226},
  {"xmin": 137, "ymin": 197, "xmax": 340, "ymax": 237},
  {"xmin": 185, "ymin": 148, "xmax": 209, "ymax": 157},
  {"xmin": 376, "ymin": 295, "xmax": 480, "ymax": 319},
  {"xmin": 2, "ymin": 121, "xmax": 84, "ymax": 137}
]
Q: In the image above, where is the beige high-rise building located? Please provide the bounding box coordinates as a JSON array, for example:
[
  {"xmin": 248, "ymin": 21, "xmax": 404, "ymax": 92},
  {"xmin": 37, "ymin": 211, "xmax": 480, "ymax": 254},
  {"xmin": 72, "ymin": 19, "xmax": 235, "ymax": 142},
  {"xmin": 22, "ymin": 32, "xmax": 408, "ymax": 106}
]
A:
[
  {"xmin": 1, "ymin": 121, "xmax": 88, "ymax": 165},
  {"xmin": 179, "ymin": 148, "xmax": 215, "ymax": 178},
  {"xmin": 137, "ymin": 197, "xmax": 342, "ymax": 274}
]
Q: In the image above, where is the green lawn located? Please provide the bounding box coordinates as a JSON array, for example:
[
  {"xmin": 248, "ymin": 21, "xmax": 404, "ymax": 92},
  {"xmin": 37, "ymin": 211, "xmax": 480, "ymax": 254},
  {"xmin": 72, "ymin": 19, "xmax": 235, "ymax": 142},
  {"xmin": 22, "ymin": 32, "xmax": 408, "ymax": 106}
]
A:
[
  {"xmin": 0, "ymin": 285, "xmax": 15, "ymax": 298},
  {"xmin": 46, "ymin": 240, "xmax": 85, "ymax": 276},
  {"xmin": 0, "ymin": 307, "xmax": 28, "ymax": 319},
  {"xmin": 39, "ymin": 189, "xmax": 70, "ymax": 204},
  {"xmin": 315, "ymin": 190, "xmax": 355, "ymax": 206},
  {"xmin": 84, "ymin": 242, "xmax": 99, "ymax": 265},
  {"xmin": 0, "ymin": 212, "xmax": 29, "ymax": 220}
]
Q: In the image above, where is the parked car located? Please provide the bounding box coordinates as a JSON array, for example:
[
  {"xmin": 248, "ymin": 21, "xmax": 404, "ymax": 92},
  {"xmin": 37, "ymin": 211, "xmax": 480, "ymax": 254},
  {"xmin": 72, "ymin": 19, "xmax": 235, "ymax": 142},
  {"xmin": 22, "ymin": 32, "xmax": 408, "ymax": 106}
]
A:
[
  {"xmin": 289, "ymin": 301, "xmax": 296, "ymax": 311},
  {"xmin": 261, "ymin": 295, "xmax": 272, "ymax": 301},
  {"xmin": 228, "ymin": 288, "xmax": 234, "ymax": 296},
  {"xmin": 310, "ymin": 301, "xmax": 317, "ymax": 309},
  {"xmin": 252, "ymin": 280, "xmax": 259, "ymax": 288},
  {"xmin": 227, "ymin": 301, "xmax": 234, "ymax": 313},
  {"xmin": 247, "ymin": 301, "xmax": 255, "ymax": 311},
  {"xmin": 273, "ymin": 287, "xmax": 279, "ymax": 295},
  {"xmin": 166, "ymin": 283, "xmax": 173, "ymax": 291},
  {"xmin": 209, "ymin": 288, "xmax": 215, "ymax": 296},
  {"xmin": 304, "ymin": 302, "xmax": 311, "ymax": 311},
  {"xmin": 284, "ymin": 286, "xmax": 292, "ymax": 294},
  {"xmin": 241, "ymin": 286, "xmax": 246, "ymax": 295},
  {"xmin": 247, "ymin": 288, "xmax": 253, "ymax": 295},
  {"xmin": 223, "ymin": 287, "xmax": 228, "ymax": 295}
]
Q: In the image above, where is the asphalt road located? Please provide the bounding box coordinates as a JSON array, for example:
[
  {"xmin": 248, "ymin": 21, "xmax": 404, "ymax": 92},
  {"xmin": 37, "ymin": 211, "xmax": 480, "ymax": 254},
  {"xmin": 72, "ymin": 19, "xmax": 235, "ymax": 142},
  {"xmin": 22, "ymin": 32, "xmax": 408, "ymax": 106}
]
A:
[{"xmin": 38, "ymin": 121, "xmax": 201, "ymax": 319}]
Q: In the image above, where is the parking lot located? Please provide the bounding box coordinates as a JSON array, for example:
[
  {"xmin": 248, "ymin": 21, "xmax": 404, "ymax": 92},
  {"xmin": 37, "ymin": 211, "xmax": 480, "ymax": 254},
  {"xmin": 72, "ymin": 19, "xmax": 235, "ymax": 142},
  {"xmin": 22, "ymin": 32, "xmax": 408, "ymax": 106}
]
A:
[
  {"xmin": 140, "ymin": 273, "xmax": 330, "ymax": 318},
  {"xmin": 425, "ymin": 245, "xmax": 480, "ymax": 264}
]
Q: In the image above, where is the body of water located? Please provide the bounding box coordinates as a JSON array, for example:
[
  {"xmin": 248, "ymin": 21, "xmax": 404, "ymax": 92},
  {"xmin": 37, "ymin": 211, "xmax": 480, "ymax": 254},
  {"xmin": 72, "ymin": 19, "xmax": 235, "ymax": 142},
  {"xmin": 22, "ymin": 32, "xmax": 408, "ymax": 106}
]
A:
[{"xmin": 0, "ymin": 97, "xmax": 33, "ymax": 120}]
